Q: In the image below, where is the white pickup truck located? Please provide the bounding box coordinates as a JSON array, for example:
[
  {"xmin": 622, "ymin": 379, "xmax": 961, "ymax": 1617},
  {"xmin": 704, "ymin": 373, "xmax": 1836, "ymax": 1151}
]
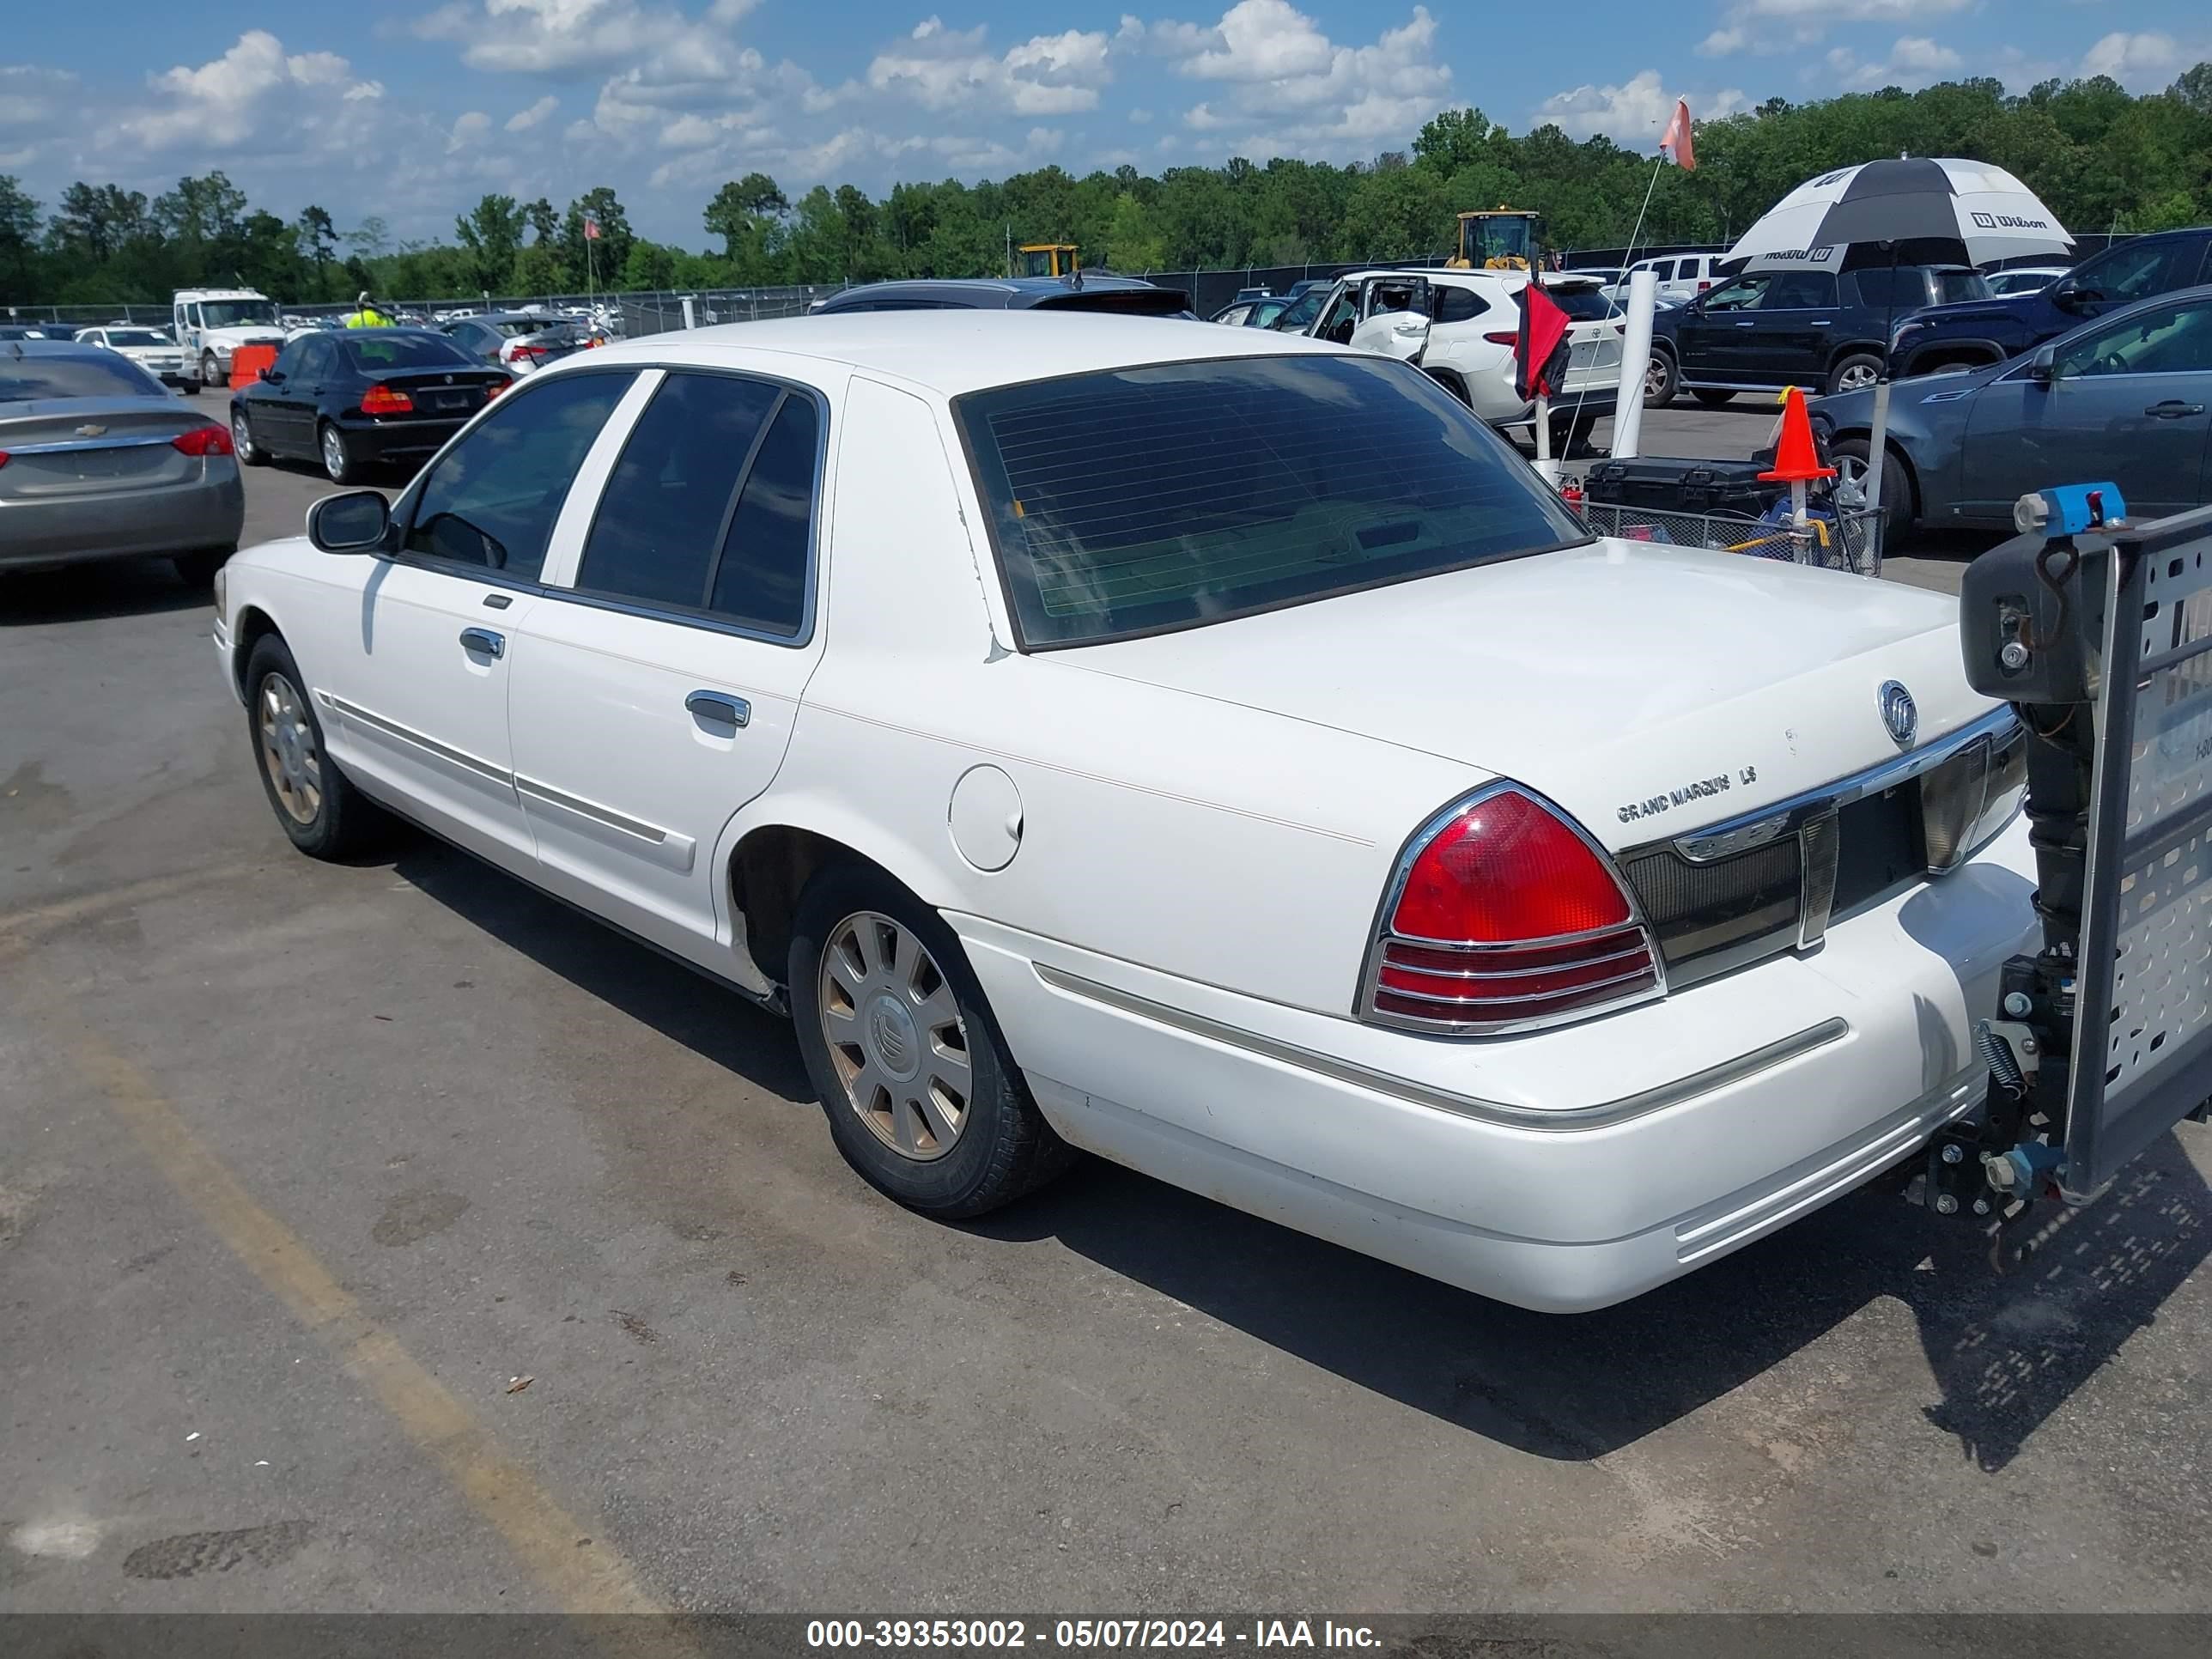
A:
[{"xmin": 172, "ymin": 288, "xmax": 289, "ymax": 392}]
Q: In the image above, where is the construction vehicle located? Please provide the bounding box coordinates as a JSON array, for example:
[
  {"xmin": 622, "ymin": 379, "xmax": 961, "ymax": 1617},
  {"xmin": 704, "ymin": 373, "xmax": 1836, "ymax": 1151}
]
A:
[
  {"xmin": 1018, "ymin": 243, "xmax": 1079, "ymax": 279},
  {"xmin": 1449, "ymin": 209, "xmax": 1547, "ymax": 272}
]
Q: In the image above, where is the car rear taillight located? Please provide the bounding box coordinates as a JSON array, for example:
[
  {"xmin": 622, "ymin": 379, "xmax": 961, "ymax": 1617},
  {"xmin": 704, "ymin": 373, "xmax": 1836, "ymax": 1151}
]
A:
[
  {"xmin": 171, "ymin": 423, "xmax": 234, "ymax": 457},
  {"xmin": 0, "ymin": 450, "xmax": 9, "ymax": 469},
  {"xmin": 1483, "ymin": 331, "xmax": 1519, "ymax": 346},
  {"xmin": 483, "ymin": 379, "xmax": 506, "ymax": 398},
  {"xmin": 361, "ymin": 385, "xmax": 414, "ymax": 416},
  {"xmin": 514, "ymin": 343, "xmax": 547, "ymax": 359},
  {"xmin": 1362, "ymin": 785, "xmax": 1662, "ymax": 1034}
]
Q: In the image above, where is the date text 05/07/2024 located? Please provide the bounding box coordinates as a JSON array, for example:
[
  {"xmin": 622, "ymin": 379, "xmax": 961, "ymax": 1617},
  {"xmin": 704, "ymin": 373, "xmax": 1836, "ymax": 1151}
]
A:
[{"xmin": 805, "ymin": 1620, "xmax": 1382, "ymax": 1650}]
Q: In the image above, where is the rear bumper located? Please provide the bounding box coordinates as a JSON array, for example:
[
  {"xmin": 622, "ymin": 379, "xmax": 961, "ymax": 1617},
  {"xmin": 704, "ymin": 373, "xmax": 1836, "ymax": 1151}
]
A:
[
  {"xmin": 951, "ymin": 815, "xmax": 2039, "ymax": 1314},
  {"xmin": 0, "ymin": 469, "xmax": 245, "ymax": 570},
  {"xmin": 340, "ymin": 417, "xmax": 469, "ymax": 465}
]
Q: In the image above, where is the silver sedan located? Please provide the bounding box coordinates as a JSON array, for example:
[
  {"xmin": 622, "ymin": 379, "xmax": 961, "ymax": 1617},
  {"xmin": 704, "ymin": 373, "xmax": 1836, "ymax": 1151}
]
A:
[{"xmin": 1, "ymin": 341, "xmax": 245, "ymax": 585}]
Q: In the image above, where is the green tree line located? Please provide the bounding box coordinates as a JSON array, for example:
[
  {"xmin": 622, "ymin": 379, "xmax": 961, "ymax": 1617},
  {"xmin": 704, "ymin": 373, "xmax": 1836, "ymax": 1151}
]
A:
[{"xmin": 3, "ymin": 66, "xmax": 2207, "ymax": 308}]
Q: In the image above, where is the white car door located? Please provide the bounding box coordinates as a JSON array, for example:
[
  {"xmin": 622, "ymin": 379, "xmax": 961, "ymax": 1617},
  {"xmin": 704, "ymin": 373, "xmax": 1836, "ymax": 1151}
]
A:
[
  {"xmin": 1348, "ymin": 276, "xmax": 1432, "ymax": 362},
  {"xmin": 319, "ymin": 368, "xmax": 639, "ymax": 866},
  {"xmin": 510, "ymin": 367, "xmax": 830, "ymax": 962}
]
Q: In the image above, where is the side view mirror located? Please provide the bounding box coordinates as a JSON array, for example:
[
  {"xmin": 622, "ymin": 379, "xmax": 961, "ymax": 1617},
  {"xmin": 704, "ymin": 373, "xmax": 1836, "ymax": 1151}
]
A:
[
  {"xmin": 307, "ymin": 489, "xmax": 391, "ymax": 555},
  {"xmin": 259, "ymin": 368, "xmax": 281, "ymax": 384},
  {"xmin": 2051, "ymin": 280, "xmax": 2097, "ymax": 314},
  {"xmin": 2024, "ymin": 344, "xmax": 2060, "ymax": 386}
]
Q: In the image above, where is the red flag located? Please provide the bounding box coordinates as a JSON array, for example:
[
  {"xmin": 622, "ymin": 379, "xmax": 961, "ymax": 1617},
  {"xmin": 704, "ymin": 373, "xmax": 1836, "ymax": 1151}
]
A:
[
  {"xmin": 1661, "ymin": 98, "xmax": 1696, "ymax": 171},
  {"xmin": 1514, "ymin": 282, "xmax": 1572, "ymax": 403},
  {"xmin": 583, "ymin": 214, "xmax": 602, "ymax": 240}
]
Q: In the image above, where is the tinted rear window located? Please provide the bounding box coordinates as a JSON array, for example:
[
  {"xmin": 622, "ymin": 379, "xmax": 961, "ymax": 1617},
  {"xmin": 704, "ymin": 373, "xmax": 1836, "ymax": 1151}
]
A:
[
  {"xmin": 1937, "ymin": 269, "xmax": 1990, "ymax": 304},
  {"xmin": 1541, "ymin": 287, "xmax": 1616, "ymax": 321},
  {"xmin": 0, "ymin": 354, "xmax": 164, "ymax": 401},
  {"xmin": 342, "ymin": 334, "xmax": 476, "ymax": 371},
  {"xmin": 1032, "ymin": 289, "xmax": 1191, "ymax": 317},
  {"xmin": 957, "ymin": 355, "xmax": 1587, "ymax": 648}
]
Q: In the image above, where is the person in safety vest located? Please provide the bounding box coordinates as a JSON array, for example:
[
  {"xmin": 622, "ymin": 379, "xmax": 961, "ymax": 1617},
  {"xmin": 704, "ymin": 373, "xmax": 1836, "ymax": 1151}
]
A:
[{"xmin": 343, "ymin": 292, "xmax": 395, "ymax": 327}]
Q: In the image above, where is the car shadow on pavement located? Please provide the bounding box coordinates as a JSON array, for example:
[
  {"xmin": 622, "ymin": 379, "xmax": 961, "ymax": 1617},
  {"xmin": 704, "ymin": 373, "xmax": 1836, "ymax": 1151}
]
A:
[
  {"xmin": 386, "ymin": 836, "xmax": 817, "ymax": 1105},
  {"xmin": 0, "ymin": 559, "xmax": 215, "ymax": 624},
  {"xmin": 972, "ymin": 1133, "xmax": 2209, "ymax": 1473},
  {"xmin": 373, "ymin": 834, "xmax": 2208, "ymax": 1478}
]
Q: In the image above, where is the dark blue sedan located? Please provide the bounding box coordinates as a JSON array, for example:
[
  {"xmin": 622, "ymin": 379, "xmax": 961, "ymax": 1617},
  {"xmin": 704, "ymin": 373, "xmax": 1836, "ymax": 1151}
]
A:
[{"xmin": 1812, "ymin": 283, "xmax": 2212, "ymax": 544}]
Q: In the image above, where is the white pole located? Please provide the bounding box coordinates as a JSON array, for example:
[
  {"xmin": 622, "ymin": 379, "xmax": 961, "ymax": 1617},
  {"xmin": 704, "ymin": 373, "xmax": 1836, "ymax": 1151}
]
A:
[
  {"xmin": 1532, "ymin": 393, "xmax": 1556, "ymax": 482},
  {"xmin": 1611, "ymin": 268, "xmax": 1660, "ymax": 461},
  {"xmin": 681, "ymin": 295, "xmax": 697, "ymax": 331},
  {"xmin": 1862, "ymin": 379, "xmax": 1893, "ymax": 527}
]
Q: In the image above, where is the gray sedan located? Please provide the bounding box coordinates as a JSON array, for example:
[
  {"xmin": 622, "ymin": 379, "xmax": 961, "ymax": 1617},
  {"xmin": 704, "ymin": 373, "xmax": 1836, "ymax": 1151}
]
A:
[
  {"xmin": 1, "ymin": 342, "xmax": 245, "ymax": 585},
  {"xmin": 1814, "ymin": 283, "xmax": 2212, "ymax": 544}
]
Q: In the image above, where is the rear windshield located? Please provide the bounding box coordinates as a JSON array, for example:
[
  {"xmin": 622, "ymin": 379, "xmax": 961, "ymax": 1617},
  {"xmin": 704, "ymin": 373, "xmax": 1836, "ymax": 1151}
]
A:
[
  {"xmin": 493, "ymin": 318, "xmax": 554, "ymax": 338},
  {"xmin": 1540, "ymin": 286, "xmax": 1616, "ymax": 321},
  {"xmin": 107, "ymin": 329, "xmax": 173, "ymax": 346},
  {"xmin": 0, "ymin": 354, "xmax": 165, "ymax": 402},
  {"xmin": 957, "ymin": 354, "xmax": 1588, "ymax": 648},
  {"xmin": 1937, "ymin": 269, "xmax": 1990, "ymax": 304},
  {"xmin": 342, "ymin": 333, "xmax": 477, "ymax": 371},
  {"xmin": 1031, "ymin": 289, "xmax": 1192, "ymax": 318}
]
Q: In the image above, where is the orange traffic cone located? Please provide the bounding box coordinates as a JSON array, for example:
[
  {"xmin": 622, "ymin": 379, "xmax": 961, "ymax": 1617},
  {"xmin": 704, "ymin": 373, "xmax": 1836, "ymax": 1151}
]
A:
[{"xmin": 1759, "ymin": 387, "xmax": 1835, "ymax": 484}]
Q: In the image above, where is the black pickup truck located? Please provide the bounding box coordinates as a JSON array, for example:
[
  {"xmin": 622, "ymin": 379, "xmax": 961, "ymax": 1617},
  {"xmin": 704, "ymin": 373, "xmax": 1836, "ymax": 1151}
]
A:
[
  {"xmin": 1646, "ymin": 261, "xmax": 1985, "ymax": 404},
  {"xmin": 1888, "ymin": 226, "xmax": 2212, "ymax": 378}
]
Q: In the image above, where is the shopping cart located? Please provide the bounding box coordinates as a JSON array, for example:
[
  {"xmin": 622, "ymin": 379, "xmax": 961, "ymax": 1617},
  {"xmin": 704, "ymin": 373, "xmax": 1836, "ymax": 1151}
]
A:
[{"xmin": 1577, "ymin": 501, "xmax": 1884, "ymax": 578}]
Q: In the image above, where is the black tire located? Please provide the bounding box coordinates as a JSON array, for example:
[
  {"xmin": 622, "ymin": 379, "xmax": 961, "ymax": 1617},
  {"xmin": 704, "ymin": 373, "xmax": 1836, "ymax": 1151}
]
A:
[
  {"xmin": 318, "ymin": 421, "xmax": 359, "ymax": 486},
  {"xmin": 789, "ymin": 864, "xmax": 1074, "ymax": 1220},
  {"xmin": 1832, "ymin": 438, "xmax": 1913, "ymax": 550},
  {"xmin": 172, "ymin": 545, "xmax": 234, "ymax": 586},
  {"xmin": 1691, "ymin": 387, "xmax": 1737, "ymax": 408},
  {"xmin": 201, "ymin": 351, "xmax": 222, "ymax": 390},
  {"xmin": 241, "ymin": 634, "xmax": 387, "ymax": 860},
  {"xmin": 181, "ymin": 380, "xmax": 202, "ymax": 397},
  {"xmin": 233, "ymin": 407, "xmax": 268, "ymax": 466},
  {"xmin": 1644, "ymin": 347, "xmax": 1679, "ymax": 408},
  {"xmin": 1826, "ymin": 352, "xmax": 1884, "ymax": 397}
]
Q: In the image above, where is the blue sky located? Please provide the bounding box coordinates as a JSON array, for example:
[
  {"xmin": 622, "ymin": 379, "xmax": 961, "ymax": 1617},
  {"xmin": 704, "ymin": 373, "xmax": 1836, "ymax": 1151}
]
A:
[{"xmin": 1, "ymin": 0, "xmax": 2203, "ymax": 244}]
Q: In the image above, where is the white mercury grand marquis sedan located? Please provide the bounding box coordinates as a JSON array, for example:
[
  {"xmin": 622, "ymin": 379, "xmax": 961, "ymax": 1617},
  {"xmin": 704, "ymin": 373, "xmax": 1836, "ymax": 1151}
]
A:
[{"xmin": 213, "ymin": 312, "xmax": 2038, "ymax": 1313}]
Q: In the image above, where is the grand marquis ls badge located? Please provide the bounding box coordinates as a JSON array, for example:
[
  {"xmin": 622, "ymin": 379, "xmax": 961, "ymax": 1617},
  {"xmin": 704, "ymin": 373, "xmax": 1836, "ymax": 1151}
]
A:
[{"xmin": 1879, "ymin": 680, "xmax": 1917, "ymax": 750}]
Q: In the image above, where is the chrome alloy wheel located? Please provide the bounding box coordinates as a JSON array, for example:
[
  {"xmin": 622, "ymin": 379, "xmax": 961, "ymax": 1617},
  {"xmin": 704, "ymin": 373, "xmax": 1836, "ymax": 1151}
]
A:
[
  {"xmin": 1834, "ymin": 360, "xmax": 1880, "ymax": 392},
  {"xmin": 321, "ymin": 425, "xmax": 348, "ymax": 481},
  {"xmin": 258, "ymin": 672, "xmax": 323, "ymax": 825},
  {"xmin": 817, "ymin": 910, "xmax": 973, "ymax": 1162},
  {"xmin": 231, "ymin": 410, "xmax": 255, "ymax": 461}
]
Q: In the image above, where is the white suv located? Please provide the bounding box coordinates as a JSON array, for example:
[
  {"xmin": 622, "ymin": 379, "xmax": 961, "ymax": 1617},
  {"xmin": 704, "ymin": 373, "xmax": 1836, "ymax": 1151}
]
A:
[
  {"xmin": 1606, "ymin": 252, "xmax": 1724, "ymax": 307},
  {"xmin": 1304, "ymin": 268, "xmax": 1624, "ymax": 447}
]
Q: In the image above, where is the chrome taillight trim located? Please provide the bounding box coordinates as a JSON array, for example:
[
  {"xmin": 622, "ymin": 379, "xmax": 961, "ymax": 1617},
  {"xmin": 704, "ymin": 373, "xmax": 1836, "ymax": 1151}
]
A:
[
  {"xmin": 1375, "ymin": 963, "xmax": 1659, "ymax": 1011},
  {"xmin": 1379, "ymin": 937, "xmax": 1651, "ymax": 981},
  {"xmin": 1356, "ymin": 779, "xmax": 1668, "ymax": 1039}
]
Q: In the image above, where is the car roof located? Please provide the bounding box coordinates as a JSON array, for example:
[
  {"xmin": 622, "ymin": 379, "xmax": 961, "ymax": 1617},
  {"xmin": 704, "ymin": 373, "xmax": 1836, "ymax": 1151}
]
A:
[
  {"xmin": 820, "ymin": 275, "xmax": 1171, "ymax": 310},
  {"xmin": 580, "ymin": 310, "xmax": 1355, "ymax": 398}
]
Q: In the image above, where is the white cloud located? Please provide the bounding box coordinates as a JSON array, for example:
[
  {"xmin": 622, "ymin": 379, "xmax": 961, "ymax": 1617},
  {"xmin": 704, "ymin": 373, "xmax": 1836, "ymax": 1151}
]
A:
[
  {"xmin": 344, "ymin": 80, "xmax": 386, "ymax": 102},
  {"xmin": 506, "ymin": 94, "xmax": 559, "ymax": 131},
  {"xmin": 447, "ymin": 110, "xmax": 492, "ymax": 152},
  {"xmin": 113, "ymin": 31, "xmax": 385, "ymax": 151},
  {"xmin": 1822, "ymin": 34, "xmax": 1964, "ymax": 89},
  {"xmin": 415, "ymin": 0, "xmax": 739, "ymax": 79},
  {"xmin": 0, "ymin": 64, "xmax": 79, "ymax": 131},
  {"xmin": 2079, "ymin": 31, "xmax": 2190, "ymax": 90},
  {"xmin": 866, "ymin": 21, "xmax": 1113, "ymax": 115},
  {"xmin": 1536, "ymin": 70, "xmax": 1748, "ymax": 143},
  {"xmin": 1141, "ymin": 3, "xmax": 1452, "ymax": 158},
  {"xmin": 1700, "ymin": 0, "xmax": 1972, "ymax": 53}
]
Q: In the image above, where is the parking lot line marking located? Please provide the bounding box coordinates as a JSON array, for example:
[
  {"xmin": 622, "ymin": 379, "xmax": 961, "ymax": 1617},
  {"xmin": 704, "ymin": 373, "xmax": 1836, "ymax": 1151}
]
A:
[{"xmin": 15, "ymin": 968, "xmax": 668, "ymax": 1618}]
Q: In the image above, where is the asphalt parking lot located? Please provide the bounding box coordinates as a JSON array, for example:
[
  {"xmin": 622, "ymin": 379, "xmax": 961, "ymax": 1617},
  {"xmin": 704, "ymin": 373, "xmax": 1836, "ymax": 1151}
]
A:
[{"xmin": 3, "ymin": 406, "xmax": 2209, "ymax": 1619}]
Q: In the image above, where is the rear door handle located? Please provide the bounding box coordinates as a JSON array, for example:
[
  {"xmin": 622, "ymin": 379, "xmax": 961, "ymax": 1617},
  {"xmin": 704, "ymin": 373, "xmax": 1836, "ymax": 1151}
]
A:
[
  {"xmin": 1735, "ymin": 321, "xmax": 1757, "ymax": 328},
  {"xmin": 2145, "ymin": 400, "xmax": 2206, "ymax": 418},
  {"xmin": 459, "ymin": 627, "xmax": 504, "ymax": 659},
  {"xmin": 685, "ymin": 690, "xmax": 750, "ymax": 728}
]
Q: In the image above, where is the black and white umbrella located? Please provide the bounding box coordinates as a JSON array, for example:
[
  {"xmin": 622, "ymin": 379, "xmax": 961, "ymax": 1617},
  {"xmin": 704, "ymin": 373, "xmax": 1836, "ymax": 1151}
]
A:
[{"xmin": 1727, "ymin": 157, "xmax": 2074, "ymax": 267}]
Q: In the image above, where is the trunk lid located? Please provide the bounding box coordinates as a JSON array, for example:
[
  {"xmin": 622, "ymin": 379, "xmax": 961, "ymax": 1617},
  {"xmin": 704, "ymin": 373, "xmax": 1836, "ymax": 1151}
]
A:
[
  {"xmin": 0, "ymin": 397, "xmax": 223, "ymax": 497},
  {"xmin": 1051, "ymin": 538, "xmax": 1994, "ymax": 849},
  {"xmin": 359, "ymin": 366, "xmax": 508, "ymax": 423}
]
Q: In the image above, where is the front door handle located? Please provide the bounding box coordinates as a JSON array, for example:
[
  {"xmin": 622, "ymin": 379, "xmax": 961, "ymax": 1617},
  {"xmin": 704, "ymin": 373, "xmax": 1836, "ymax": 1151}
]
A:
[
  {"xmin": 459, "ymin": 627, "xmax": 504, "ymax": 659},
  {"xmin": 1735, "ymin": 320, "xmax": 1757, "ymax": 328},
  {"xmin": 2145, "ymin": 400, "xmax": 2206, "ymax": 419},
  {"xmin": 685, "ymin": 690, "xmax": 750, "ymax": 728}
]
